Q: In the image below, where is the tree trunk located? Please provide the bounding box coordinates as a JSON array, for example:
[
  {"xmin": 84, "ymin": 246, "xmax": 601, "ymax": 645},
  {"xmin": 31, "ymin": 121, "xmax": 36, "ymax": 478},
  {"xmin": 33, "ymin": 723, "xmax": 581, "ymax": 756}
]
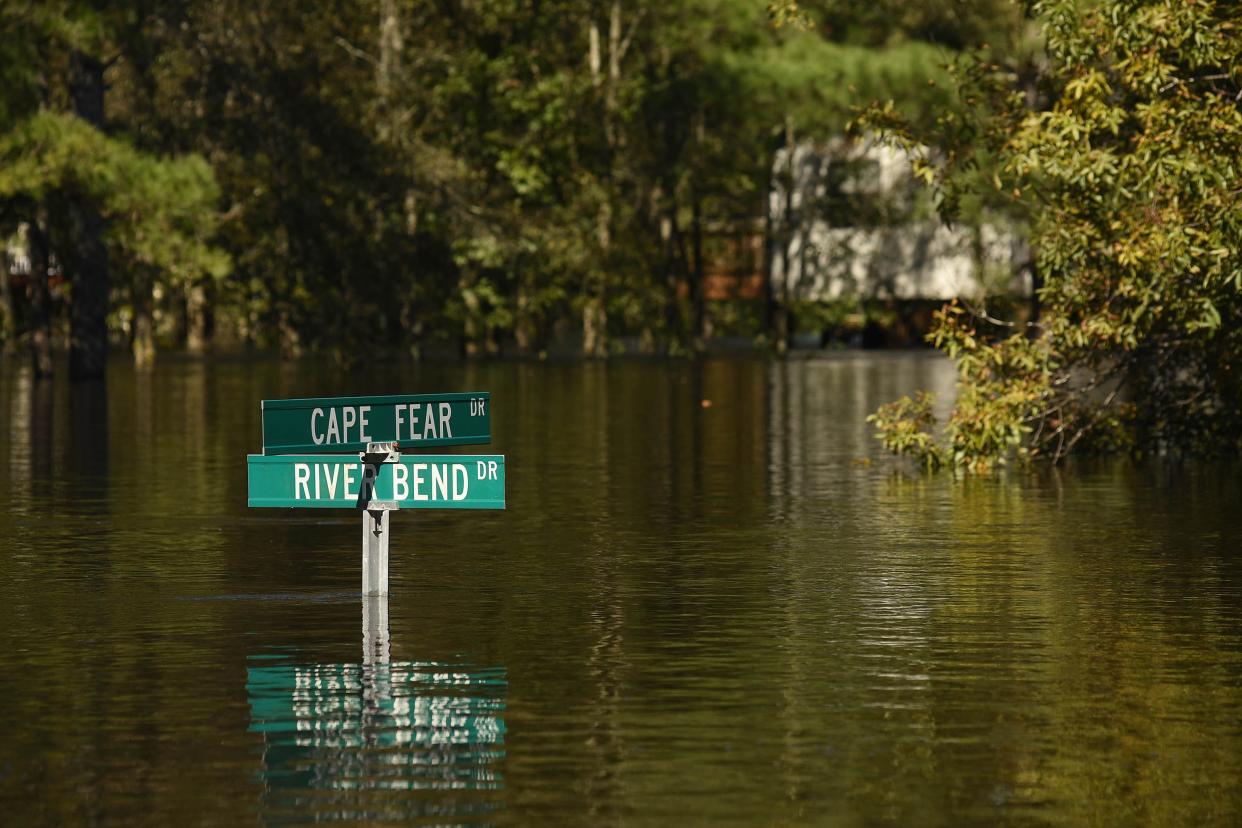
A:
[
  {"xmin": 585, "ymin": 18, "xmax": 609, "ymax": 358},
  {"xmin": 28, "ymin": 218, "xmax": 54, "ymax": 378},
  {"xmin": 278, "ymin": 308, "xmax": 300, "ymax": 359},
  {"xmin": 131, "ymin": 269, "xmax": 156, "ymax": 367},
  {"xmin": 582, "ymin": 296, "xmax": 606, "ymax": 358},
  {"xmin": 400, "ymin": 296, "xmax": 422, "ymax": 361},
  {"xmin": 690, "ymin": 181, "xmax": 706, "ymax": 346},
  {"xmin": 661, "ymin": 208, "xmax": 678, "ymax": 346},
  {"xmin": 584, "ymin": 194, "xmax": 610, "ymax": 358},
  {"xmin": 660, "ymin": 192, "xmax": 683, "ymax": 351},
  {"xmin": 69, "ymin": 51, "xmax": 110, "ymax": 380},
  {"xmin": 185, "ymin": 282, "xmax": 210, "ymax": 353},
  {"xmin": 0, "ymin": 242, "xmax": 12, "ymax": 351},
  {"xmin": 515, "ymin": 276, "xmax": 536, "ymax": 354},
  {"xmin": 461, "ymin": 269, "xmax": 483, "ymax": 358},
  {"xmin": 583, "ymin": 3, "xmax": 633, "ymax": 359},
  {"xmin": 377, "ymin": 0, "xmax": 402, "ymax": 138},
  {"xmin": 765, "ymin": 117, "xmax": 794, "ymax": 355}
]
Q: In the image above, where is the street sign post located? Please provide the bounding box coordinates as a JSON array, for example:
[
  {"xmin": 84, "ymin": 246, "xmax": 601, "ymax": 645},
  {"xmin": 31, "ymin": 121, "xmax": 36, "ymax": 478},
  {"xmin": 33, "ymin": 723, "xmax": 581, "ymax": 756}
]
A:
[
  {"xmin": 247, "ymin": 392, "xmax": 504, "ymax": 597},
  {"xmin": 261, "ymin": 392, "xmax": 491, "ymax": 455}
]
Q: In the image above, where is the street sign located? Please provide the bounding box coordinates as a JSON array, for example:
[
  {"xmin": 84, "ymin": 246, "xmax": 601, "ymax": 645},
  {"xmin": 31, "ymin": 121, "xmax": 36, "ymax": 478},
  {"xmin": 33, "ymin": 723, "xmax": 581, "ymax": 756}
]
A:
[
  {"xmin": 261, "ymin": 392, "xmax": 491, "ymax": 455},
  {"xmin": 250, "ymin": 390, "xmax": 503, "ymax": 597},
  {"xmin": 247, "ymin": 454, "xmax": 505, "ymax": 510}
]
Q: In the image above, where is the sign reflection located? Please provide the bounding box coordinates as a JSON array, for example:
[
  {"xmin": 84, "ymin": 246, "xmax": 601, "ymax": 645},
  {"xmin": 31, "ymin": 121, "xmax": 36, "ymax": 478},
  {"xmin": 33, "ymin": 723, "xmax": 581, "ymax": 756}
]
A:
[{"xmin": 246, "ymin": 598, "xmax": 506, "ymax": 821}]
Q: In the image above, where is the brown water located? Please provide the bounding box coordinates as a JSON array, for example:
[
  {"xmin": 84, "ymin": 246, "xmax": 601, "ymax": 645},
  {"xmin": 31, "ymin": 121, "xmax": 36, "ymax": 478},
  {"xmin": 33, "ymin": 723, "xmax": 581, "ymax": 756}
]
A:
[{"xmin": 1, "ymin": 353, "xmax": 1240, "ymax": 825}]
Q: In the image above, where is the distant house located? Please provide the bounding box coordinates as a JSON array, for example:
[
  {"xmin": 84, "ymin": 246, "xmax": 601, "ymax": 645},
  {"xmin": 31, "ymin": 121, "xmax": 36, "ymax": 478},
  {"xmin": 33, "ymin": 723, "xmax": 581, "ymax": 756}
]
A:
[
  {"xmin": 4, "ymin": 224, "xmax": 33, "ymax": 287},
  {"xmin": 701, "ymin": 220, "xmax": 765, "ymax": 301},
  {"xmin": 4, "ymin": 222, "xmax": 63, "ymax": 293},
  {"xmin": 768, "ymin": 137, "xmax": 1029, "ymax": 304}
]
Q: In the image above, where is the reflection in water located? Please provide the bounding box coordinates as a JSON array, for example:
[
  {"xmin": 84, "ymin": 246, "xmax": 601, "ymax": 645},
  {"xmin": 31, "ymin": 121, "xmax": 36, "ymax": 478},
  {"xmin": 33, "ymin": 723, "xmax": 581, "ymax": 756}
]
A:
[
  {"xmin": 30, "ymin": 376, "xmax": 53, "ymax": 481},
  {"xmin": 246, "ymin": 599, "xmax": 507, "ymax": 822},
  {"xmin": 1, "ymin": 355, "xmax": 1240, "ymax": 824},
  {"xmin": 70, "ymin": 378, "xmax": 108, "ymax": 479}
]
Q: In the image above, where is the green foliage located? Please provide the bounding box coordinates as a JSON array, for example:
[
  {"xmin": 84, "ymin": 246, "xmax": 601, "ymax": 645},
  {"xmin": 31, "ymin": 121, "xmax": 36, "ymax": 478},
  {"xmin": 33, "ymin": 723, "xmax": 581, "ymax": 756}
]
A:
[
  {"xmin": 866, "ymin": 0, "xmax": 1242, "ymax": 468},
  {"xmin": 0, "ymin": 111, "xmax": 228, "ymax": 286},
  {"xmin": 1, "ymin": 0, "xmax": 1033, "ymax": 359},
  {"xmin": 868, "ymin": 391, "xmax": 945, "ymax": 469}
]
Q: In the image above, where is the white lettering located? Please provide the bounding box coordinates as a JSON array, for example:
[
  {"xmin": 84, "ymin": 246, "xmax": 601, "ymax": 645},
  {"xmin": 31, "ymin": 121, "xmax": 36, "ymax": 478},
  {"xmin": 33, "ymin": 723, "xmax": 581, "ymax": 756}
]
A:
[
  {"xmin": 432, "ymin": 464, "xmax": 449, "ymax": 500},
  {"xmin": 294, "ymin": 463, "xmax": 311, "ymax": 499},
  {"xmin": 361, "ymin": 463, "xmax": 376, "ymax": 500},
  {"xmin": 359, "ymin": 406, "xmax": 371, "ymax": 442},
  {"xmin": 422, "ymin": 408, "xmax": 437, "ymax": 440},
  {"xmin": 452, "ymin": 464, "xmax": 468, "ymax": 500},
  {"xmin": 395, "ymin": 405, "xmax": 405, "ymax": 441},
  {"xmin": 311, "ymin": 409, "xmax": 325, "ymax": 445},
  {"xmin": 344, "ymin": 464, "xmax": 358, "ymax": 499},
  {"xmin": 326, "ymin": 409, "xmax": 341, "ymax": 443},
  {"xmin": 314, "ymin": 464, "xmax": 321, "ymax": 499},
  {"xmin": 489, "ymin": 460, "xmax": 498, "ymax": 480},
  {"xmin": 325, "ymin": 465, "xmax": 340, "ymax": 499},
  {"xmin": 439, "ymin": 402, "xmax": 453, "ymax": 438},
  {"xmin": 409, "ymin": 404, "xmax": 421, "ymax": 440},
  {"xmin": 394, "ymin": 463, "xmax": 409, "ymax": 500},
  {"xmin": 412, "ymin": 463, "xmax": 428, "ymax": 501},
  {"xmin": 476, "ymin": 461, "xmax": 486, "ymax": 479},
  {"xmin": 342, "ymin": 407, "xmax": 357, "ymax": 442}
]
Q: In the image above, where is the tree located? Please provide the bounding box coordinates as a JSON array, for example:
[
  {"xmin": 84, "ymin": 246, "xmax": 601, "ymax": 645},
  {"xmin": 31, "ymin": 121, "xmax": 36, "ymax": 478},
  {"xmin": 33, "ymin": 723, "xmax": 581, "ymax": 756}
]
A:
[
  {"xmin": 0, "ymin": 113, "xmax": 229, "ymax": 362},
  {"xmin": 868, "ymin": 0, "xmax": 1242, "ymax": 469},
  {"xmin": 0, "ymin": 1, "xmax": 229, "ymax": 374}
]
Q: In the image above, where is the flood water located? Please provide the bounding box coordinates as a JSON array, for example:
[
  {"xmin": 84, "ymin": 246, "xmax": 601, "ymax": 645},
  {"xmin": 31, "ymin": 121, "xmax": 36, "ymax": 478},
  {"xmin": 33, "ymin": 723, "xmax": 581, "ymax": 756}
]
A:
[{"xmin": 1, "ymin": 353, "xmax": 1240, "ymax": 825}]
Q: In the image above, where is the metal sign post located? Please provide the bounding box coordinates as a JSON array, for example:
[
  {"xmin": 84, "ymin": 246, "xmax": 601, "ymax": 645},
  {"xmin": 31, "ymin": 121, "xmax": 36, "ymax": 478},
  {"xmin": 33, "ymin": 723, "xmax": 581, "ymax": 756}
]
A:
[
  {"xmin": 362, "ymin": 594, "xmax": 390, "ymax": 665},
  {"xmin": 361, "ymin": 442, "xmax": 400, "ymax": 597},
  {"xmin": 246, "ymin": 393, "xmax": 504, "ymax": 597},
  {"xmin": 362, "ymin": 508, "xmax": 390, "ymax": 597}
]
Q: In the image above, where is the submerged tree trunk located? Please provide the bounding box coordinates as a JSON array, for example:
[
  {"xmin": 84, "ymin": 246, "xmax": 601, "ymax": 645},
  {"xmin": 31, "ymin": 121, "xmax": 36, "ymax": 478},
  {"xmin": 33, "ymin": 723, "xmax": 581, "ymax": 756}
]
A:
[
  {"xmin": 584, "ymin": 18, "xmax": 609, "ymax": 358},
  {"xmin": 69, "ymin": 51, "xmax": 110, "ymax": 380},
  {"xmin": 514, "ymin": 275, "xmax": 537, "ymax": 354},
  {"xmin": 400, "ymin": 296, "xmax": 422, "ymax": 361},
  {"xmin": 658, "ymin": 180, "xmax": 687, "ymax": 352},
  {"xmin": 28, "ymin": 218, "xmax": 54, "ymax": 378},
  {"xmin": 690, "ymin": 181, "xmax": 707, "ymax": 346},
  {"xmin": 583, "ymin": 2, "xmax": 634, "ymax": 359},
  {"xmin": 583, "ymin": 201, "xmax": 610, "ymax": 359},
  {"xmin": 131, "ymin": 269, "xmax": 155, "ymax": 367},
  {"xmin": 278, "ymin": 308, "xmax": 300, "ymax": 359},
  {"xmin": 581, "ymin": 205, "xmax": 614, "ymax": 358},
  {"xmin": 661, "ymin": 206, "xmax": 679, "ymax": 347},
  {"xmin": 460, "ymin": 269, "xmax": 484, "ymax": 358},
  {"xmin": 0, "ymin": 244, "xmax": 12, "ymax": 351},
  {"xmin": 765, "ymin": 117, "xmax": 794, "ymax": 355},
  {"xmin": 185, "ymin": 282, "xmax": 210, "ymax": 353},
  {"xmin": 582, "ymin": 297, "xmax": 607, "ymax": 357}
]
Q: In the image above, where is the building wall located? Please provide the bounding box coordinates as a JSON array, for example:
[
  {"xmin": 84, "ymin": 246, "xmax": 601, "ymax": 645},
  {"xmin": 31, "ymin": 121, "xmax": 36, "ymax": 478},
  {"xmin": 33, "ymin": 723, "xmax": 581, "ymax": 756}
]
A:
[{"xmin": 769, "ymin": 138, "xmax": 1029, "ymax": 303}]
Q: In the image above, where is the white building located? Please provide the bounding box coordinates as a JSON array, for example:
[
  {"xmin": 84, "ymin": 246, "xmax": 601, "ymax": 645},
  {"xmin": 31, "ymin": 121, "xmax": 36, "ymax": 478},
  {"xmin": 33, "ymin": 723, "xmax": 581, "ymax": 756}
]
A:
[{"xmin": 769, "ymin": 137, "xmax": 1029, "ymax": 303}]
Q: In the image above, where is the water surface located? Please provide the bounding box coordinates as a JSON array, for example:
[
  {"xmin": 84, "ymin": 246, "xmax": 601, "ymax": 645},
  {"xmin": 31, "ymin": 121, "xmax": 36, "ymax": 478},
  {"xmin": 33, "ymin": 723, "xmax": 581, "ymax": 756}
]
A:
[{"xmin": 1, "ymin": 354, "xmax": 1240, "ymax": 824}]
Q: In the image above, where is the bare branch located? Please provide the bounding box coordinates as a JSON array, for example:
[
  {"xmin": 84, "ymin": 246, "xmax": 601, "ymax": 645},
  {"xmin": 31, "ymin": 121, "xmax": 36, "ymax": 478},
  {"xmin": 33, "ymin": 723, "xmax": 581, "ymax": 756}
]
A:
[{"xmin": 334, "ymin": 36, "xmax": 376, "ymax": 65}]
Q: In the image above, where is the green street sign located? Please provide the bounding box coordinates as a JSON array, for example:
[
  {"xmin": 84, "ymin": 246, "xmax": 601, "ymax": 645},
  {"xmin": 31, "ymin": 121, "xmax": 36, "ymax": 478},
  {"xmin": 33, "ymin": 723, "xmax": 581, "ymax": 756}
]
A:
[
  {"xmin": 261, "ymin": 392, "xmax": 491, "ymax": 455},
  {"xmin": 247, "ymin": 454, "xmax": 505, "ymax": 510}
]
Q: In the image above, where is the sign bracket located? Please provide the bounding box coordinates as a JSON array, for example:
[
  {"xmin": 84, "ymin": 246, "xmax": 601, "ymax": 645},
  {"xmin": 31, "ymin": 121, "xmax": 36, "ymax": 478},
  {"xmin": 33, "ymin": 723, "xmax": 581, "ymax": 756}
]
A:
[{"xmin": 362, "ymin": 442, "xmax": 401, "ymax": 596}]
